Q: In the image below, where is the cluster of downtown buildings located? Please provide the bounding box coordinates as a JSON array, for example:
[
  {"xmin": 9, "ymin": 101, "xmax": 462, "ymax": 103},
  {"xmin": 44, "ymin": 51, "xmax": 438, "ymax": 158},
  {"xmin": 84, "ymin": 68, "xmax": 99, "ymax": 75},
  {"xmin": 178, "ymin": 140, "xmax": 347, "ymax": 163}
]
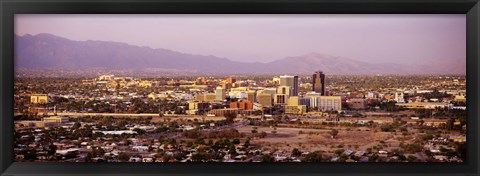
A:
[
  {"xmin": 14, "ymin": 71, "xmax": 344, "ymax": 136},
  {"xmin": 15, "ymin": 71, "xmax": 468, "ymax": 121},
  {"xmin": 190, "ymin": 71, "xmax": 342, "ymax": 117},
  {"xmin": 13, "ymin": 70, "xmax": 467, "ymax": 163}
]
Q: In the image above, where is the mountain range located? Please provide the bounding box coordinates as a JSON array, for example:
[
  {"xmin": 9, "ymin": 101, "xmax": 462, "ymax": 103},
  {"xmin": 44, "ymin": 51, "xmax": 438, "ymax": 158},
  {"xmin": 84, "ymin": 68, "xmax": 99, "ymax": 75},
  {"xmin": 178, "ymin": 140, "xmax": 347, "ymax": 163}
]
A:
[{"xmin": 15, "ymin": 33, "xmax": 466, "ymax": 75}]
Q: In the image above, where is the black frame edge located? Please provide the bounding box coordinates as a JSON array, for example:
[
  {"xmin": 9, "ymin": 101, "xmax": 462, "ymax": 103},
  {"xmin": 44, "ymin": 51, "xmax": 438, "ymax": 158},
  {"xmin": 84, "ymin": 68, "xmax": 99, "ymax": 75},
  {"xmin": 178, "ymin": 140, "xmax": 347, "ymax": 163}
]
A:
[
  {"xmin": 467, "ymin": 2, "xmax": 480, "ymax": 175},
  {"xmin": 0, "ymin": 0, "xmax": 15, "ymax": 174}
]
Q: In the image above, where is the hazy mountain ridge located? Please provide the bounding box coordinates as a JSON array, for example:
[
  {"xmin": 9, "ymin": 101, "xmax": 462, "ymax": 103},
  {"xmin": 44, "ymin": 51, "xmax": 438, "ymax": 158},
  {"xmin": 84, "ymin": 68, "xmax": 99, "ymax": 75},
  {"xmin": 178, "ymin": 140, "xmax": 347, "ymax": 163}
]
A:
[{"xmin": 15, "ymin": 33, "xmax": 466, "ymax": 75}]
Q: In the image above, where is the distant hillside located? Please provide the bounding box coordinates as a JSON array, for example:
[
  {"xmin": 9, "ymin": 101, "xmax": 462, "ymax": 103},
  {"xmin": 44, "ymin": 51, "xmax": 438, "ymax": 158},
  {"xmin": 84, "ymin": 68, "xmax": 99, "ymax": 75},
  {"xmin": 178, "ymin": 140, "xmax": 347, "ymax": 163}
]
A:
[{"xmin": 15, "ymin": 33, "xmax": 466, "ymax": 75}]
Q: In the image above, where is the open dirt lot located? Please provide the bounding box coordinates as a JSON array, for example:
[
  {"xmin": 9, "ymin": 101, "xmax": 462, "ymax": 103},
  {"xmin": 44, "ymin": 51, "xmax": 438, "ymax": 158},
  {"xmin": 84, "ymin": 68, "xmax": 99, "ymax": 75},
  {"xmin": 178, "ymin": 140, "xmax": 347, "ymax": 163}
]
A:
[{"xmin": 236, "ymin": 125, "xmax": 412, "ymax": 154}]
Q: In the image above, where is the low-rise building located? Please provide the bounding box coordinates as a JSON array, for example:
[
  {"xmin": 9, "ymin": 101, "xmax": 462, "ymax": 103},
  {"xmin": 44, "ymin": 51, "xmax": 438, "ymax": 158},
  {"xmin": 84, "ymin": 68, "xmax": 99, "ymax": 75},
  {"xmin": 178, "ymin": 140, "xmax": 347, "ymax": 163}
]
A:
[
  {"xmin": 207, "ymin": 108, "xmax": 240, "ymax": 116},
  {"xmin": 15, "ymin": 121, "xmax": 58, "ymax": 128},
  {"xmin": 30, "ymin": 94, "xmax": 48, "ymax": 104},
  {"xmin": 349, "ymin": 98, "xmax": 366, "ymax": 110},
  {"xmin": 396, "ymin": 102, "xmax": 451, "ymax": 109},
  {"xmin": 42, "ymin": 116, "xmax": 69, "ymax": 123},
  {"xmin": 287, "ymin": 96, "xmax": 299, "ymax": 106},
  {"xmin": 450, "ymin": 135, "xmax": 466, "ymax": 143},
  {"xmin": 285, "ymin": 105, "xmax": 307, "ymax": 115},
  {"xmin": 203, "ymin": 93, "xmax": 217, "ymax": 102}
]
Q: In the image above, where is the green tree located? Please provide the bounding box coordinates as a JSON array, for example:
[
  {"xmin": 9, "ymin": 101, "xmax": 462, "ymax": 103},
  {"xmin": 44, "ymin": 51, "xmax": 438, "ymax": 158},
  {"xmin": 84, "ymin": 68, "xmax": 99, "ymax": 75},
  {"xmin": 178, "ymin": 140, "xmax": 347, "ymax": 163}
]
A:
[
  {"xmin": 330, "ymin": 129, "xmax": 339, "ymax": 139},
  {"xmin": 335, "ymin": 149, "xmax": 345, "ymax": 156},
  {"xmin": 261, "ymin": 154, "xmax": 274, "ymax": 162},
  {"xmin": 72, "ymin": 122, "xmax": 81, "ymax": 129},
  {"xmin": 224, "ymin": 112, "xmax": 237, "ymax": 125},
  {"xmin": 192, "ymin": 152, "xmax": 207, "ymax": 162},
  {"xmin": 23, "ymin": 148, "xmax": 37, "ymax": 161},
  {"xmin": 291, "ymin": 148, "xmax": 302, "ymax": 157},
  {"xmin": 85, "ymin": 152, "xmax": 93, "ymax": 162},
  {"xmin": 407, "ymin": 155, "xmax": 417, "ymax": 162},
  {"xmin": 303, "ymin": 151, "xmax": 323, "ymax": 162},
  {"xmin": 228, "ymin": 145, "xmax": 237, "ymax": 156},
  {"xmin": 260, "ymin": 131, "xmax": 267, "ymax": 138},
  {"xmin": 163, "ymin": 154, "xmax": 173, "ymax": 162},
  {"xmin": 243, "ymin": 138, "xmax": 251, "ymax": 148},
  {"xmin": 117, "ymin": 152, "xmax": 130, "ymax": 162},
  {"xmin": 48, "ymin": 144, "xmax": 57, "ymax": 156}
]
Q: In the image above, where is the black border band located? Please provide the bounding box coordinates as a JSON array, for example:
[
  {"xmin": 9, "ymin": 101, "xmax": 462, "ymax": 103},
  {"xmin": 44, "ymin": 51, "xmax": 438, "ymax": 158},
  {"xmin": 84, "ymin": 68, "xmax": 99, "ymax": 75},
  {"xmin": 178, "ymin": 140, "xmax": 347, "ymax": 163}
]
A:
[{"xmin": 1, "ymin": 0, "xmax": 479, "ymax": 176}]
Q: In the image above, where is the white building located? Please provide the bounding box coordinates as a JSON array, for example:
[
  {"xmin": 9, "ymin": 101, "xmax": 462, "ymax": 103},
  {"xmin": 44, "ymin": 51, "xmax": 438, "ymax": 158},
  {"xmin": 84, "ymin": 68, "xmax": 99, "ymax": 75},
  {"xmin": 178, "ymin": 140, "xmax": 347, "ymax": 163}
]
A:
[
  {"xmin": 309, "ymin": 96, "xmax": 342, "ymax": 112},
  {"xmin": 98, "ymin": 75, "xmax": 115, "ymax": 81},
  {"xmin": 228, "ymin": 91, "xmax": 248, "ymax": 99},
  {"xmin": 395, "ymin": 92, "xmax": 405, "ymax": 103},
  {"xmin": 215, "ymin": 87, "xmax": 226, "ymax": 101}
]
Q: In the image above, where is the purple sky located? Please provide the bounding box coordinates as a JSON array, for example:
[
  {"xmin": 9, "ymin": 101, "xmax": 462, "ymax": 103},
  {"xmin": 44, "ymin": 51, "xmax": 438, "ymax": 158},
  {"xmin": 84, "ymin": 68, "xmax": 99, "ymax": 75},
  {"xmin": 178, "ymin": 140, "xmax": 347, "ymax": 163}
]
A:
[{"xmin": 15, "ymin": 14, "xmax": 466, "ymax": 64}]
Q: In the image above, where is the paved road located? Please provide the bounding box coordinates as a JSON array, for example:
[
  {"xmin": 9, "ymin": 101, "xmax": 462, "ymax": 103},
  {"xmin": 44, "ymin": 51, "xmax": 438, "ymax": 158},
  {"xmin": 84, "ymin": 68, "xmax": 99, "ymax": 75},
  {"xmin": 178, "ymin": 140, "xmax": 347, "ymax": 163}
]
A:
[
  {"xmin": 15, "ymin": 112, "xmax": 166, "ymax": 117},
  {"xmin": 48, "ymin": 112, "xmax": 170, "ymax": 117},
  {"xmin": 16, "ymin": 112, "xmax": 263, "ymax": 124}
]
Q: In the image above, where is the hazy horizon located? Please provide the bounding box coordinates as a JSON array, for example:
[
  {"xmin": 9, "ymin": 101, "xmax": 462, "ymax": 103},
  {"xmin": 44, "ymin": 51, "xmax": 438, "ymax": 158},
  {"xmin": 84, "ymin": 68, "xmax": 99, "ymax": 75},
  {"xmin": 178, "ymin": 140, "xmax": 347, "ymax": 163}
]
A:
[{"xmin": 15, "ymin": 14, "xmax": 466, "ymax": 65}]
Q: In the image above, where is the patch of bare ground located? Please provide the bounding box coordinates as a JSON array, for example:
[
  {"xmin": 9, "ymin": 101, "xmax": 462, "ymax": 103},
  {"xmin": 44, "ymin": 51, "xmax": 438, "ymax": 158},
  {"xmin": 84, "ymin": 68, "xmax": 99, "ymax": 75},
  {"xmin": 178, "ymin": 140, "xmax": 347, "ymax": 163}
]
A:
[{"xmin": 236, "ymin": 125, "xmax": 397, "ymax": 153}]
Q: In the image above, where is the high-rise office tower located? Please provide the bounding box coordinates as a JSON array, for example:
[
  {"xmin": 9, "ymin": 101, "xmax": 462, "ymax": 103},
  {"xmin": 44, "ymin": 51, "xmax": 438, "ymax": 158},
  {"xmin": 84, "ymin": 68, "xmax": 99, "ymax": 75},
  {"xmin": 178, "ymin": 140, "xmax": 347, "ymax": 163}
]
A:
[
  {"xmin": 293, "ymin": 76, "xmax": 298, "ymax": 96},
  {"xmin": 279, "ymin": 75, "xmax": 299, "ymax": 96},
  {"xmin": 247, "ymin": 90, "xmax": 256, "ymax": 102},
  {"xmin": 215, "ymin": 86, "xmax": 225, "ymax": 101},
  {"xmin": 312, "ymin": 71, "xmax": 325, "ymax": 95},
  {"xmin": 277, "ymin": 86, "xmax": 293, "ymax": 97}
]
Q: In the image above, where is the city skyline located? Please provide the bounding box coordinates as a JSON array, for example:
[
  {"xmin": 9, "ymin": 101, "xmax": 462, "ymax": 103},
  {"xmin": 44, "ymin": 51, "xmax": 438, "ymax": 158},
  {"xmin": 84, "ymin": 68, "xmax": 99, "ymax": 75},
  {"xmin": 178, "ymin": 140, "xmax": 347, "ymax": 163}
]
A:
[
  {"xmin": 14, "ymin": 72, "xmax": 467, "ymax": 163},
  {"xmin": 13, "ymin": 15, "xmax": 467, "ymax": 163},
  {"xmin": 15, "ymin": 14, "xmax": 466, "ymax": 64}
]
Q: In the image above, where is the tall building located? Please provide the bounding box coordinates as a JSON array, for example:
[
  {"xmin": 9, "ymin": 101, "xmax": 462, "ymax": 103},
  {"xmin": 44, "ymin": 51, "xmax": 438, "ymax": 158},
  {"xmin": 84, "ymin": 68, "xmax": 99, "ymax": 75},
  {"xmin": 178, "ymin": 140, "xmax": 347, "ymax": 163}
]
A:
[
  {"xmin": 226, "ymin": 76, "xmax": 236, "ymax": 84},
  {"xmin": 257, "ymin": 93, "xmax": 273, "ymax": 107},
  {"xmin": 293, "ymin": 76, "xmax": 299, "ymax": 96},
  {"xmin": 279, "ymin": 75, "xmax": 299, "ymax": 96},
  {"xmin": 215, "ymin": 87, "xmax": 225, "ymax": 101},
  {"xmin": 247, "ymin": 90, "xmax": 256, "ymax": 102},
  {"xmin": 274, "ymin": 94, "xmax": 287, "ymax": 105},
  {"xmin": 312, "ymin": 71, "xmax": 326, "ymax": 95},
  {"xmin": 277, "ymin": 86, "xmax": 293, "ymax": 97}
]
